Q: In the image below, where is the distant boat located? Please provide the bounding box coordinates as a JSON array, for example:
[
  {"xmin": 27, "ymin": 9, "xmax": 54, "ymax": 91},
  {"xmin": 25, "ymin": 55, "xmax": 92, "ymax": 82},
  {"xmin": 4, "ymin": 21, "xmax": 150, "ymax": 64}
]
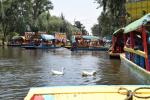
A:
[
  {"xmin": 21, "ymin": 34, "xmax": 61, "ymax": 49},
  {"xmin": 71, "ymin": 35, "xmax": 108, "ymax": 51}
]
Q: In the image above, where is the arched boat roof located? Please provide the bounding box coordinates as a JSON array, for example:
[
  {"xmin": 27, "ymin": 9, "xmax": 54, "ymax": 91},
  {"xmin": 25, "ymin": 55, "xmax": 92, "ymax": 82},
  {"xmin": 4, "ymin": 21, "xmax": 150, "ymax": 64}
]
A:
[
  {"xmin": 124, "ymin": 13, "xmax": 150, "ymax": 34},
  {"xmin": 113, "ymin": 28, "xmax": 124, "ymax": 36}
]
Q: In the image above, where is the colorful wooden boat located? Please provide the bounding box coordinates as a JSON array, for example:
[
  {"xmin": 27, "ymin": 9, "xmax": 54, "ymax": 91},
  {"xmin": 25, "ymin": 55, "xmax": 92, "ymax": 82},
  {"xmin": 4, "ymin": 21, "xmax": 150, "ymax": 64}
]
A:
[
  {"xmin": 22, "ymin": 34, "xmax": 61, "ymax": 49},
  {"xmin": 109, "ymin": 28, "xmax": 124, "ymax": 59},
  {"xmin": 121, "ymin": 13, "xmax": 150, "ymax": 81},
  {"xmin": 7, "ymin": 36, "xmax": 25, "ymax": 46},
  {"xmin": 24, "ymin": 85, "xmax": 150, "ymax": 100},
  {"xmin": 71, "ymin": 35, "xmax": 108, "ymax": 51}
]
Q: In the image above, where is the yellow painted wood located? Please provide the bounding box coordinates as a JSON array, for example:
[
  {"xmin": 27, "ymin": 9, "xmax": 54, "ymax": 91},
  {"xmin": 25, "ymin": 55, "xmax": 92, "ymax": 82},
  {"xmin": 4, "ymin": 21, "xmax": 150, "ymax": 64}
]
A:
[
  {"xmin": 24, "ymin": 85, "xmax": 150, "ymax": 100},
  {"xmin": 126, "ymin": 1, "xmax": 150, "ymax": 20},
  {"xmin": 124, "ymin": 46, "xmax": 146, "ymax": 58}
]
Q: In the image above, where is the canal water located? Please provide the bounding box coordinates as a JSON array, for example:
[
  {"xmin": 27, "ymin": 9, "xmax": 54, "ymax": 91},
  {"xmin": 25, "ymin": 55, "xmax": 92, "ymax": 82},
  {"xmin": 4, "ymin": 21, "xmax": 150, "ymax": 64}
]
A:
[{"xmin": 0, "ymin": 47, "xmax": 145, "ymax": 99}]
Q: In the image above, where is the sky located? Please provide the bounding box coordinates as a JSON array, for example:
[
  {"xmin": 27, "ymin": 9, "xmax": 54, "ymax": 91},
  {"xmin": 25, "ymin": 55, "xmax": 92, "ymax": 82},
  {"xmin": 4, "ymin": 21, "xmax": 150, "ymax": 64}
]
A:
[{"xmin": 50, "ymin": 0, "xmax": 102, "ymax": 34}]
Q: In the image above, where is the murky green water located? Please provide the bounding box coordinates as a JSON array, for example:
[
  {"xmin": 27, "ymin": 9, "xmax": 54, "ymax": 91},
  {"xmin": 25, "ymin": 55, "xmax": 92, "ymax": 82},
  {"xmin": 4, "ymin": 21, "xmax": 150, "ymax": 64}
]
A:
[{"xmin": 0, "ymin": 46, "xmax": 144, "ymax": 99}]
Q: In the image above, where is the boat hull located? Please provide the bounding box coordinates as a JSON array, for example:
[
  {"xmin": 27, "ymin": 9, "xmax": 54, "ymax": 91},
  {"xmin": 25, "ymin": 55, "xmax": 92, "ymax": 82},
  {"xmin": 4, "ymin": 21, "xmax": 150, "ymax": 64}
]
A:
[
  {"xmin": 109, "ymin": 51, "xmax": 121, "ymax": 59},
  {"xmin": 24, "ymin": 85, "xmax": 150, "ymax": 100},
  {"xmin": 65, "ymin": 45, "xmax": 71, "ymax": 49},
  {"xmin": 120, "ymin": 54, "xmax": 150, "ymax": 82},
  {"xmin": 22, "ymin": 45, "xmax": 60, "ymax": 49},
  {"xmin": 71, "ymin": 47, "xmax": 108, "ymax": 51}
]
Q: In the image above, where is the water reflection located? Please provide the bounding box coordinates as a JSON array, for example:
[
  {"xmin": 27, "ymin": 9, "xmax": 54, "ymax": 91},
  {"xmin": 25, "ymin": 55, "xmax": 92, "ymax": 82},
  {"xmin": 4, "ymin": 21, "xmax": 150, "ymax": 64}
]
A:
[{"xmin": 0, "ymin": 47, "xmax": 144, "ymax": 99}]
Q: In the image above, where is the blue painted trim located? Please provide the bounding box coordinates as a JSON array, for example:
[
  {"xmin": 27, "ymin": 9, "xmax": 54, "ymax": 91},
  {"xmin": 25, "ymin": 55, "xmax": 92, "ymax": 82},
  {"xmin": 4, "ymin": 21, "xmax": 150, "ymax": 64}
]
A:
[{"xmin": 43, "ymin": 95, "xmax": 55, "ymax": 100}]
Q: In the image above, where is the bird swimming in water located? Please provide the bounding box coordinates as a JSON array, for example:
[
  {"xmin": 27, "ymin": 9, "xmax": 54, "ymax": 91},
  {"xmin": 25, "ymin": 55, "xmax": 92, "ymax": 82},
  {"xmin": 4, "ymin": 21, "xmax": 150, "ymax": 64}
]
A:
[{"xmin": 51, "ymin": 67, "xmax": 65, "ymax": 75}]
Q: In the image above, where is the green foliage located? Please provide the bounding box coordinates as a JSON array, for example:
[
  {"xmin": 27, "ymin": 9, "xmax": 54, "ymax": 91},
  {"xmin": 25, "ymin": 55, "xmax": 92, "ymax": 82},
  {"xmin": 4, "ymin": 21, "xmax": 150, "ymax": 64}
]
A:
[
  {"xmin": 74, "ymin": 21, "xmax": 88, "ymax": 35},
  {"xmin": 93, "ymin": 0, "xmax": 126, "ymax": 36},
  {"xmin": 91, "ymin": 24, "xmax": 101, "ymax": 36},
  {"xmin": 0, "ymin": 0, "xmax": 86, "ymax": 44}
]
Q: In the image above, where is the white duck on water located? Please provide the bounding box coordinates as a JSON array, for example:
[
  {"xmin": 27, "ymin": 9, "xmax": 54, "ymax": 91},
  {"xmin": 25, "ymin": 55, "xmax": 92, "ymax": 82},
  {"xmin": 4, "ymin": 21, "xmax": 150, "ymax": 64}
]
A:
[
  {"xmin": 81, "ymin": 70, "xmax": 96, "ymax": 76},
  {"xmin": 51, "ymin": 67, "xmax": 65, "ymax": 75}
]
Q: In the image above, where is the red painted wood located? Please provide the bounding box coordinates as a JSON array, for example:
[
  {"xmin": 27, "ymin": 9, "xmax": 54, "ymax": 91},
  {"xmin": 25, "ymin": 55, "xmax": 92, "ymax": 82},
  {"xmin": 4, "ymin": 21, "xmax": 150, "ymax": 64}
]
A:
[
  {"xmin": 31, "ymin": 95, "xmax": 44, "ymax": 100},
  {"xmin": 112, "ymin": 36, "xmax": 115, "ymax": 52},
  {"xmin": 142, "ymin": 27, "xmax": 150, "ymax": 71}
]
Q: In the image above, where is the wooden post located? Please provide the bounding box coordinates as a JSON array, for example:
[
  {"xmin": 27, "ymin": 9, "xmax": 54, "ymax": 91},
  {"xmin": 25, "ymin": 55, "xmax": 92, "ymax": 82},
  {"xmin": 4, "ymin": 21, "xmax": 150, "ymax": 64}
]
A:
[
  {"xmin": 112, "ymin": 36, "xmax": 115, "ymax": 52},
  {"xmin": 123, "ymin": 34, "xmax": 127, "ymax": 45},
  {"xmin": 130, "ymin": 32, "xmax": 134, "ymax": 61},
  {"xmin": 124, "ymin": 34, "xmax": 127, "ymax": 57},
  {"xmin": 142, "ymin": 27, "xmax": 150, "ymax": 71}
]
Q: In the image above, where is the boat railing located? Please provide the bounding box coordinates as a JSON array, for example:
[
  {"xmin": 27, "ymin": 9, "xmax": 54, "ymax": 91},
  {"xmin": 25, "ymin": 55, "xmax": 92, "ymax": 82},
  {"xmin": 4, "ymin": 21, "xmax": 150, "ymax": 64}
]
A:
[
  {"xmin": 124, "ymin": 46, "xmax": 146, "ymax": 69},
  {"xmin": 124, "ymin": 46, "xmax": 146, "ymax": 58}
]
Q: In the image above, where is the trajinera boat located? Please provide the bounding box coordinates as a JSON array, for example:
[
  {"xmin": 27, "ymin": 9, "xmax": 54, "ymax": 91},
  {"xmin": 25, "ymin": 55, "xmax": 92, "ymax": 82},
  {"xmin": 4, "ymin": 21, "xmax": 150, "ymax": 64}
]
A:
[
  {"xmin": 24, "ymin": 85, "xmax": 150, "ymax": 100},
  {"xmin": 71, "ymin": 35, "xmax": 108, "ymax": 51},
  {"xmin": 109, "ymin": 28, "xmax": 124, "ymax": 58},
  {"xmin": 22, "ymin": 34, "xmax": 60, "ymax": 49},
  {"xmin": 120, "ymin": 13, "xmax": 150, "ymax": 82}
]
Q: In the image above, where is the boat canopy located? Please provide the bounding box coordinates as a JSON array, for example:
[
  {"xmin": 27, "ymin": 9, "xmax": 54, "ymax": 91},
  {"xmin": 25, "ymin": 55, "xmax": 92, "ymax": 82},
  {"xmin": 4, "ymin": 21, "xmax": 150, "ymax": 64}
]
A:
[
  {"xmin": 40, "ymin": 34, "xmax": 55, "ymax": 40},
  {"xmin": 82, "ymin": 36, "xmax": 99, "ymax": 40},
  {"xmin": 113, "ymin": 28, "xmax": 124, "ymax": 35},
  {"xmin": 12, "ymin": 36, "xmax": 25, "ymax": 40},
  {"xmin": 124, "ymin": 13, "xmax": 150, "ymax": 33},
  {"xmin": 71, "ymin": 36, "xmax": 76, "ymax": 43}
]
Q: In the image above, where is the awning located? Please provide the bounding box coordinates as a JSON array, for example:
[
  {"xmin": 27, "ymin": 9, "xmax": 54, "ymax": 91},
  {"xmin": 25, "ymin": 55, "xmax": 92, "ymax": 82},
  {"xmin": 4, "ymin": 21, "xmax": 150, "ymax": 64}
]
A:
[
  {"xmin": 12, "ymin": 36, "xmax": 25, "ymax": 40},
  {"xmin": 113, "ymin": 28, "xmax": 124, "ymax": 35},
  {"xmin": 82, "ymin": 35, "xmax": 99, "ymax": 40},
  {"xmin": 124, "ymin": 13, "xmax": 150, "ymax": 33},
  {"xmin": 40, "ymin": 34, "xmax": 55, "ymax": 40},
  {"xmin": 72, "ymin": 36, "xmax": 76, "ymax": 43}
]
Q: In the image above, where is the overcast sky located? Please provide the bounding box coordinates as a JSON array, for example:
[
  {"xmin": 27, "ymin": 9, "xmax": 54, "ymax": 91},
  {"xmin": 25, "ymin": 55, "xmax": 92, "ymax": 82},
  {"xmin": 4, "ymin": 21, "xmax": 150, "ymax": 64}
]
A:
[{"xmin": 50, "ymin": 0, "xmax": 102, "ymax": 34}]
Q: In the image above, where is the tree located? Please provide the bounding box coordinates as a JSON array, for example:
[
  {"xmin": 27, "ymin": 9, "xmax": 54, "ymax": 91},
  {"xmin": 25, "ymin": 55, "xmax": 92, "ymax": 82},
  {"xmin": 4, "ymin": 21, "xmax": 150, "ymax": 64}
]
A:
[
  {"xmin": 91, "ymin": 24, "xmax": 101, "ymax": 36},
  {"xmin": 0, "ymin": 0, "xmax": 13, "ymax": 44},
  {"xmin": 94, "ymin": 0, "xmax": 126, "ymax": 36},
  {"xmin": 74, "ymin": 21, "xmax": 88, "ymax": 35},
  {"xmin": 74, "ymin": 21, "xmax": 82, "ymax": 31},
  {"xmin": 60, "ymin": 13, "xmax": 68, "ymax": 33}
]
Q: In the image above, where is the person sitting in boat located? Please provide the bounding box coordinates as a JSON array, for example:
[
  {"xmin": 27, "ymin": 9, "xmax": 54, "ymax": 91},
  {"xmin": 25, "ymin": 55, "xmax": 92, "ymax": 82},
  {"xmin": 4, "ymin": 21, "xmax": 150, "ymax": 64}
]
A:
[
  {"xmin": 134, "ymin": 34, "xmax": 143, "ymax": 50},
  {"xmin": 126, "ymin": 37, "xmax": 130, "ymax": 48},
  {"xmin": 72, "ymin": 42, "xmax": 77, "ymax": 49}
]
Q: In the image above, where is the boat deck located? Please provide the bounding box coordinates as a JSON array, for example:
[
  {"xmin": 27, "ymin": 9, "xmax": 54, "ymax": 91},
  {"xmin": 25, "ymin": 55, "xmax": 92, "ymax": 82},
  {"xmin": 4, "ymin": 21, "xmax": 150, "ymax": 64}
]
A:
[{"xmin": 24, "ymin": 85, "xmax": 150, "ymax": 100}]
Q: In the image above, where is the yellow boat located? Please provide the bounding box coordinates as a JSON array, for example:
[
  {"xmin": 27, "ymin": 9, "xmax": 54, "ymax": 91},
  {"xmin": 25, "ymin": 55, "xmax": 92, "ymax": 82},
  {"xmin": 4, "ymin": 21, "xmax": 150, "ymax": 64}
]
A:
[{"xmin": 24, "ymin": 85, "xmax": 150, "ymax": 100}]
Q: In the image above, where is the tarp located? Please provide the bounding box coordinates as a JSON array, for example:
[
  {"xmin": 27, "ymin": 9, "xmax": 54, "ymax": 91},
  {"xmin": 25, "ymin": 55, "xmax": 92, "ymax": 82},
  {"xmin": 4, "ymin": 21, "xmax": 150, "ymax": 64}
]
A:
[
  {"xmin": 113, "ymin": 28, "xmax": 124, "ymax": 35},
  {"xmin": 124, "ymin": 13, "xmax": 150, "ymax": 33},
  {"xmin": 82, "ymin": 36, "xmax": 99, "ymax": 40},
  {"xmin": 12, "ymin": 36, "xmax": 25, "ymax": 40},
  {"xmin": 41, "ymin": 34, "xmax": 55, "ymax": 40}
]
